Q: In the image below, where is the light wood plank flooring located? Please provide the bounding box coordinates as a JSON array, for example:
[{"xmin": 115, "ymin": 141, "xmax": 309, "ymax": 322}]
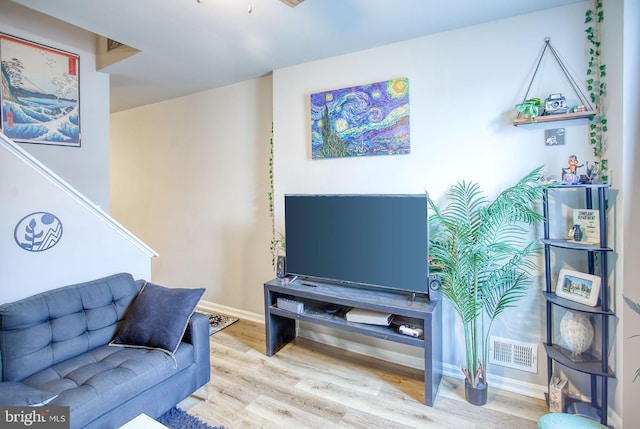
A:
[{"xmin": 179, "ymin": 319, "xmax": 548, "ymax": 428}]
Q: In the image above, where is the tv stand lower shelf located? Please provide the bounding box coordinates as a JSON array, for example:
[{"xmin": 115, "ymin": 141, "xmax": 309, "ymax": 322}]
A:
[{"xmin": 263, "ymin": 278, "xmax": 442, "ymax": 406}]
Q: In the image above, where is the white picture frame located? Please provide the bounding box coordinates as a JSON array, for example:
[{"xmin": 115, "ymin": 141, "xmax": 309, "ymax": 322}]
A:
[{"xmin": 555, "ymin": 268, "xmax": 601, "ymax": 307}]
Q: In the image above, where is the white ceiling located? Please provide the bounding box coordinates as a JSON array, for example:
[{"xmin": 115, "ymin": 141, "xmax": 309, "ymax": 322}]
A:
[{"xmin": 12, "ymin": 0, "xmax": 583, "ymax": 112}]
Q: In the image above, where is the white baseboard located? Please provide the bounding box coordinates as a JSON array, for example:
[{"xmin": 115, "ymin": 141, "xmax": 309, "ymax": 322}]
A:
[{"xmin": 197, "ymin": 300, "xmax": 263, "ymax": 324}]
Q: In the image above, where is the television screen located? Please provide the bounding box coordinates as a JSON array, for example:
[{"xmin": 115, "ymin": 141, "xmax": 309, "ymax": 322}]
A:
[{"xmin": 284, "ymin": 194, "xmax": 428, "ymax": 293}]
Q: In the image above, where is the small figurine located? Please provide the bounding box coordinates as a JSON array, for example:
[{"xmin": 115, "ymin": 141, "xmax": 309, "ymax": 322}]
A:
[
  {"xmin": 562, "ymin": 155, "xmax": 583, "ymax": 184},
  {"xmin": 583, "ymin": 161, "xmax": 599, "ymax": 184}
]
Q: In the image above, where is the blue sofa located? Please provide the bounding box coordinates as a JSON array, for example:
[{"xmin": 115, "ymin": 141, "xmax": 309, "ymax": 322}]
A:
[{"xmin": 0, "ymin": 273, "xmax": 210, "ymax": 429}]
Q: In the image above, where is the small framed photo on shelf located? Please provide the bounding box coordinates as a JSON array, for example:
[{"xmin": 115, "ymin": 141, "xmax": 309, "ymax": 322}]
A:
[{"xmin": 555, "ymin": 268, "xmax": 601, "ymax": 307}]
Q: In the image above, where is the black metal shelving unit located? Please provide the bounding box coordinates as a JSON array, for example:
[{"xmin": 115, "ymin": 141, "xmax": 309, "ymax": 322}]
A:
[{"xmin": 542, "ymin": 183, "xmax": 614, "ymax": 426}]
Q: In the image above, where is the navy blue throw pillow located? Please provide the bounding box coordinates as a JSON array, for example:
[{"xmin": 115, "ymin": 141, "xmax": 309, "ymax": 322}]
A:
[{"xmin": 110, "ymin": 282, "xmax": 205, "ymax": 355}]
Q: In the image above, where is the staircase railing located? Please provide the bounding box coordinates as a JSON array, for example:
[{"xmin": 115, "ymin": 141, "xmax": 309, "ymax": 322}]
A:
[{"xmin": 0, "ymin": 132, "xmax": 157, "ymax": 257}]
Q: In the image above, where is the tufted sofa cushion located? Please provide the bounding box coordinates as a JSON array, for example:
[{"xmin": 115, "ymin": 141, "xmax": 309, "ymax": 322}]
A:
[
  {"xmin": 0, "ymin": 273, "xmax": 141, "ymax": 382},
  {"xmin": 22, "ymin": 342, "xmax": 195, "ymax": 428}
]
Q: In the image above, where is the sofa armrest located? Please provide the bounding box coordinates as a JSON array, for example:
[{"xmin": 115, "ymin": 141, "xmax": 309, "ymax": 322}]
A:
[
  {"xmin": 0, "ymin": 382, "xmax": 58, "ymax": 406},
  {"xmin": 184, "ymin": 312, "xmax": 211, "ymax": 387}
]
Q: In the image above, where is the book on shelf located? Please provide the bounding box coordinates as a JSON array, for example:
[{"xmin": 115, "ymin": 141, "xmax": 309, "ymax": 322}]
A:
[
  {"xmin": 571, "ymin": 209, "xmax": 600, "ymax": 245},
  {"xmin": 548, "ymin": 376, "xmax": 568, "ymax": 413},
  {"xmin": 346, "ymin": 308, "xmax": 393, "ymax": 326}
]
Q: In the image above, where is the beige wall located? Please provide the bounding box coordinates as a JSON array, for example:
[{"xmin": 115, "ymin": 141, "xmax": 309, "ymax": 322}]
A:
[{"xmin": 110, "ymin": 76, "xmax": 273, "ymax": 316}]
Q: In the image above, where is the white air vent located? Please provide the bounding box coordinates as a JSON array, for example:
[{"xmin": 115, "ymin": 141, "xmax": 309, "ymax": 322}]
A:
[{"xmin": 489, "ymin": 336, "xmax": 537, "ymax": 373}]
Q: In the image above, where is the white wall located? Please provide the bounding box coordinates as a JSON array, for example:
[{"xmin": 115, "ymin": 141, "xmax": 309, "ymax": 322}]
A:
[
  {"xmin": 0, "ymin": 1, "xmax": 111, "ymax": 210},
  {"xmin": 0, "ymin": 136, "xmax": 153, "ymax": 303},
  {"xmin": 620, "ymin": 0, "xmax": 640, "ymax": 425},
  {"xmin": 110, "ymin": 76, "xmax": 274, "ymax": 314},
  {"xmin": 272, "ymin": 0, "xmax": 621, "ymax": 407}
]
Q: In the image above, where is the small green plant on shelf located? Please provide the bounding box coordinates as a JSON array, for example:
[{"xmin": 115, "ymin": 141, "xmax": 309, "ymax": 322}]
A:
[{"xmin": 515, "ymin": 98, "xmax": 544, "ymax": 122}]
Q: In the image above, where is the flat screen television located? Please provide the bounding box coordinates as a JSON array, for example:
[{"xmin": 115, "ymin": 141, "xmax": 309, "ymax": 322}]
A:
[{"xmin": 284, "ymin": 194, "xmax": 428, "ymax": 294}]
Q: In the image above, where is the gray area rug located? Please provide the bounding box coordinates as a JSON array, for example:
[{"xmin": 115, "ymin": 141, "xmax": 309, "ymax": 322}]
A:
[
  {"xmin": 158, "ymin": 407, "xmax": 223, "ymax": 429},
  {"xmin": 205, "ymin": 312, "xmax": 238, "ymax": 335}
]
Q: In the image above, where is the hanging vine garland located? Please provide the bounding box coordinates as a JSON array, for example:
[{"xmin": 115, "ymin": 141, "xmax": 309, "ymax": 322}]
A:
[
  {"xmin": 268, "ymin": 124, "xmax": 285, "ymax": 271},
  {"xmin": 585, "ymin": 0, "xmax": 608, "ymax": 183}
]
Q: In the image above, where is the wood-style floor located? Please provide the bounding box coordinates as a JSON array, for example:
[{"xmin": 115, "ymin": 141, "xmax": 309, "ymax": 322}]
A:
[{"xmin": 178, "ymin": 319, "xmax": 548, "ymax": 428}]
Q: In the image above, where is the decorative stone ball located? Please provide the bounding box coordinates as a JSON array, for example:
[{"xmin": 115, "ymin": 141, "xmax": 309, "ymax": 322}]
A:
[{"xmin": 560, "ymin": 311, "xmax": 594, "ymax": 355}]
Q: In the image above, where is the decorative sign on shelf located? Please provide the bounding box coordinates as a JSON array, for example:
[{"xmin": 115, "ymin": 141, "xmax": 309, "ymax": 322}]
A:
[{"xmin": 571, "ymin": 209, "xmax": 600, "ymax": 245}]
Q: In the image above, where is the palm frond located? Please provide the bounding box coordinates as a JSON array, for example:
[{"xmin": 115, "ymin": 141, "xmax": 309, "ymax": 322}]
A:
[
  {"xmin": 488, "ymin": 167, "xmax": 547, "ymax": 224},
  {"xmin": 623, "ymin": 295, "xmax": 640, "ymax": 382},
  {"xmin": 624, "ymin": 295, "xmax": 640, "ymax": 315}
]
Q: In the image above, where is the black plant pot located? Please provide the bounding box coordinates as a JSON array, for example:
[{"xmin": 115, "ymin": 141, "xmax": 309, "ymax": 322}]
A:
[{"xmin": 464, "ymin": 379, "xmax": 488, "ymax": 406}]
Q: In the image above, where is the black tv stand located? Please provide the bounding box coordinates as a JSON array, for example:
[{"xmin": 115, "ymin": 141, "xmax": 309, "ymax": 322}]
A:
[{"xmin": 263, "ymin": 278, "xmax": 442, "ymax": 406}]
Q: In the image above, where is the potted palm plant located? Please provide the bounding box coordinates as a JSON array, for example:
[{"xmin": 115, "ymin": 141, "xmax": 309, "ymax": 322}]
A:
[{"xmin": 427, "ymin": 166, "xmax": 547, "ymax": 405}]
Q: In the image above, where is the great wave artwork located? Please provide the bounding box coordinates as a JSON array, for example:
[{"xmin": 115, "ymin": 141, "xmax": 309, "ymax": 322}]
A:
[
  {"xmin": 1, "ymin": 33, "xmax": 80, "ymax": 147},
  {"xmin": 310, "ymin": 78, "xmax": 410, "ymax": 159}
]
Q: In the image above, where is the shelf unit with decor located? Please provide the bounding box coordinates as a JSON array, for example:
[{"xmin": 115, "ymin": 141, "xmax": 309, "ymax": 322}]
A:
[{"xmin": 541, "ymin": 183, "xmax": 614, "ymax": 426}]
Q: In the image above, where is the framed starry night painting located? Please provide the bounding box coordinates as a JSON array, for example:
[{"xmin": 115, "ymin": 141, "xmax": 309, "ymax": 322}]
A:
[{"xmin": 310, "ymin": 78, "xmax": 410, "ymax": 159}]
